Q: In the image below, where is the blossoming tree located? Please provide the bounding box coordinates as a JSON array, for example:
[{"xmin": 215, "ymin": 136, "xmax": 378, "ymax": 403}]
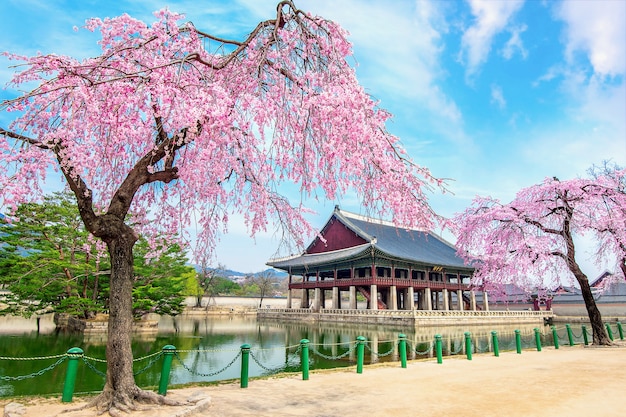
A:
[
  {"xmin": 0, "ymin": 1, "xmax": 441, "ymax": 412},
  {"xmin": 453, "ymin": 171, "xmax": 626, "ymax": 346}
]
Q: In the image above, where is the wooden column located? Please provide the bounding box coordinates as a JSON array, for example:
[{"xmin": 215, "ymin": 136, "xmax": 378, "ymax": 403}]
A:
[
  {"xmin": 483, "ymin": 291, "xmax": 490, "ymax": 311},
  {"xmin": 313, "ymin": 288, "xmax": 321, "ymax": 311},
  {"xmin": 349, "ymin": 286, "xmax": 357, "ymax": 309},
  {"xmin": 370, "ymin": 284, "xmax": 378, "ymax": 310},
  {"xmin": 407, "ymin": 287, "xmax": 415, "ymax": 310},
  {"xmin": 457, "ymin": 289, "xmax": 464, "ymax": 311},
  {"xmin": 470, "ymin": 291, "xmax": 477, "ymax": 311},
  {"xmin": 332, "ymin": 286, "xmax": 340, "ymax": 309},
  {"xmin": 301, "ymin": 288, "xmax": 309, "ymax": 309},
  {"xmin": 286, "ymin": 274, "xmax": 293, "ymax": 309},
  {"xmin": 424, "ymin": 287, "xmax": 432, "ymax": 311},
  {"xmin": 389, "ymin": 285, "xmax": 398, "ymax": 310},
  {"xmin": 442, "ymin": 288, "xmax": 449, "ymax": 311}
]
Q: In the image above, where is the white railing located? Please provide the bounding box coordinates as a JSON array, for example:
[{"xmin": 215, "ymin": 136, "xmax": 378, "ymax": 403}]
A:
[{"xmin": 258, "ymin": 308, "xmax": 553, "ymax": 318}]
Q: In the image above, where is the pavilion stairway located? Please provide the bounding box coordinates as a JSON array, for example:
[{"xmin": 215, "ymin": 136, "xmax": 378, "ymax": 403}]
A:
[{"xmin": 357, "ymin": 286, "xmax": 387, "ymax": 309}]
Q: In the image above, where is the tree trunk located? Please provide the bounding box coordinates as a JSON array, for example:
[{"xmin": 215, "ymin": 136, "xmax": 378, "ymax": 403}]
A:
[
  {"xmin": 87, "ymin": 230, "xmax": 179, "ymax": 414},
  {"xmin": 562, "ymin": 215, "xmax": 611, "ymax": 346},
  {"xmin": 577, "ymin": 276, "xmax": 612, "ymax": 345},
  {"xmin": 101, "ymin": 234, "xmax": 142, "ymax": 406}
]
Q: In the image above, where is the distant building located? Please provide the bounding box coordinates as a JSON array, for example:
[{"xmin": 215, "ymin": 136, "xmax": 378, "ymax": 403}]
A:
[{"xmin": 267, "ymin": 206, "xmax": 486, "ymax": 311}]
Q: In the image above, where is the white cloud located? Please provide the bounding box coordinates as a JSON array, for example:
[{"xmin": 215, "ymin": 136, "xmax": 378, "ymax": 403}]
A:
[
  {"xmin": 501, "ymin": 24, "xmax": 528, "ymax": 60},
  {"xmin": 459, "ymin": 0, "xmax": 525, "ymax": 81},
  {"xmin": 555, "ymin": 0, "xmax": 626, "ymax": 77},
  {"xmin": 490, "ymin": 84, "xmax": 506, "ymax": 109}
]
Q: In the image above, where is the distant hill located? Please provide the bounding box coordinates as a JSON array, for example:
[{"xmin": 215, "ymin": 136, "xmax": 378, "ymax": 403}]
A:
[{"xmin": 191, "ymin": 266, "xmax": 288, "ymax": 279}]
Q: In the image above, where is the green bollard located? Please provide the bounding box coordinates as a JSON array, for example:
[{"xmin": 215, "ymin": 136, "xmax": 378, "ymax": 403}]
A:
[
  {"xmin": 605, "ymin": 323, "xmax": 614, "ymax": 341},
  {"xmin": 491, "ymin": 331, "xmax": 499, "ymax": 357},
  {"xmin": 435, "ymin": 335, "xmax": 443, "ymax": 364},
  {"xmin": 551, "ymin": 326, "xmax": 559, "ymax": 349},
  {"xmin": 300, "ymin": 339, "xmax": 310, "ymax": 381},
  {"xmin": 399, "ymin": 334, "xmax": 407, "ymax": 368},
  {"xmin": 158, "ymin": 345, "xmax": 177, "ymax": 395},
  {"xmin": 240, "ymin": 343, "xmax": 251, "ymax": 388},
  {"xmin": 617, "ymin": 322, "xmax": 624, "ymax": 340},
  {"xmin": 515, "ymin": 330, "xmax": 522, "ymax": 354},
  {"xmin": 464, "ymin": 332, "xmax": 472, "ymax": 360},
  {"xmin": 582, "ymin": 325, "xmax": 589, "ymax": 346},
  {"xmin": 356, "ymin": 336, "xmax": 366, "ymax": 374},
  {"xmin": 534, "ymin": 328, "xmax": 542, "ymax": 352},
  {"xmin": 62, "ymin": 347, "xmax": 84, "ymax": 403},
  {"xmin": 566, "ymin": 324, "xmax": 574, "ymax": 346}
]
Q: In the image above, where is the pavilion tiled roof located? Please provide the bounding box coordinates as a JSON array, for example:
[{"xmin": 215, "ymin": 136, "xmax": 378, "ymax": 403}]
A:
[{"xmin": 267, "ymin": 207, "xmax": 473, "ymax": 272}]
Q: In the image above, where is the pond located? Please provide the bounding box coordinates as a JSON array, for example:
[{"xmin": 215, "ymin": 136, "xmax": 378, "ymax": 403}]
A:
[{"xmin": 0, "ymin": 313, "xmax": 582, "ymax": 397}]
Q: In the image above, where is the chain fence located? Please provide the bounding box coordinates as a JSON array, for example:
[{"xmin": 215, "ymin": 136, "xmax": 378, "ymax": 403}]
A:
[{"xmin": 2, "ymin": 321, "xmax": 622, "ymax": 397}]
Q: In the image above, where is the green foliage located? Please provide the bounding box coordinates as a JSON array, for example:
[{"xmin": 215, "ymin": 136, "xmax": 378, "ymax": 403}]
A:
[
  {"xmin": 0, "ymin": 192, "xmax": 107, "ymax": 318},
  {"xmin": 210, "ymin": 276, "xmax": 240, "ymax": 295},
  {"xmin": 0, "ymin": 193, "xmax": 192, "ymax": 319},
  {"xmin": 131, "ymin": 240, "xmax": 193, "ymax": 317}
]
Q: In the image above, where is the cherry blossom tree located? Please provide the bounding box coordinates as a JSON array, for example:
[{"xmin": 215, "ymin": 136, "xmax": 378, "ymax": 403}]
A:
[
  {"xmin": 0, "ymin": 1, "xmax": 441, "ymax": 412},
  {"xmin": 453, "ymin": 172, "xmax": 626, "ymax": 346},
  {"xmin": 585, "ymin": 164, "xmax": 626, "ymax": 280}
]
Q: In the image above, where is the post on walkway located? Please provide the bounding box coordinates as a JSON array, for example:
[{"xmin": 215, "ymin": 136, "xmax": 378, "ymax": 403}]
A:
[
  {"xmin": 398, "ymin": 334, "xmax": 407, "ymax": 368},
  {"xmin": 582, "ymin": 325, "xmax": 589, "ymax": 346},
  {"xmin": 356, "ymin": 336, "xmax": 366, "ymax": 373},
  {"xmin": 551, "ymin": 326, "xmax": 559, "ymax": 349},
  {"xmin": 566, "ymin": 324, "xmax": 574, "ymax": 346},
  {"xmin": 464, "ymin": 332, "xmax": 472, "ymax": 360},
  {"xmin": 515, "ymin": 330, "xmax": 522, "ymax": 354},
  {"xmin": 300, "ymin": 339, "xmax": 310, "ymax": 380},
  {"xmin": 62, "ymin": 347, "xmax": 84, "ymax": 403},
  {"xmin": 240, "ymin": 344, "xmax": 251, "ymax": 388},
  {"xmin": 158, "ymin": 345, "xmax": 177, "ymax": 395},
  {"xmin": 617, "ymin": 322, "xmax": 624, "ymax": 340},
  {"xmin": 605, "ymin": 323, "xmax": 614, "ymax": 341},
  {"xmin": 435, "ymin": 335, "xmax": 443, "ymax": 364},
  {"xmin": 534, "ymin": 328, "xmax": 542, "ymax": 352},
  {"xmin": 491, "ymin": 331, "xmax": 499, "ymax": 357}
]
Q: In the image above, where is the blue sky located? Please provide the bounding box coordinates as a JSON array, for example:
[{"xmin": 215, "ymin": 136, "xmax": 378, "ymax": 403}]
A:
[{"xmin": 1, "ymin": 0, "xmax": 625, "ymax": 275}]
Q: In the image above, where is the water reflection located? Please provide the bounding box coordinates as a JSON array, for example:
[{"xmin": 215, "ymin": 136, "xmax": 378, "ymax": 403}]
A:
[{"xmin": 0, "ymin": 314, "xmax": 559, "ymax": 397}]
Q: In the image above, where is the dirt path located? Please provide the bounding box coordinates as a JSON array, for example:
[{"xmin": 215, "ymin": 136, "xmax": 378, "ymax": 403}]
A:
[{"xmin": 3, "ymin": 343, "xmax": 625, "ymax": 417}]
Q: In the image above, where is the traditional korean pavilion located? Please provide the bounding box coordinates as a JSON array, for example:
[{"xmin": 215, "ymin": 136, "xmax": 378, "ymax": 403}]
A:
[{"xmin": 267, "ymin": 206, "xmax": 487, "ymax": 311}]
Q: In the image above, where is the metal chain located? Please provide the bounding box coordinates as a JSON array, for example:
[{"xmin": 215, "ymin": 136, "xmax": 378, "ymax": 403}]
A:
[
  {"xmin": 0, "ymin": 357, "xmax": 67, "ymax": 381},
  {"xmin": 83, "ymin": 355, "xmax": 107, "ymax": 363},
  {"xmin": 0, "ymin": 354, "xmax": 66, "ymax": 361},
  {"xmin": 364, "ymin": 342, "xmax": 395, "ymax": 358},
  {"xmin": 309, "ymin": 343, "xmax": 356, "ymax": 360},
  {"xmin": 133, "ymin": 352, "xmax": 163, "ymax": 376},
  {"xmin": 82, "ymin": 357, "xmax": 106, "ymax": 378},
  {"xmin": 249, "ymin": 350, "xmax": 300, "ymax": 374},
  {"xmin": 408, "ymin": 341, "xmax": 433, "ymax": 355},
  {"xmin": 449, "ymin": 340, "xmax": 464, "ymax": 355},
  {"xmin": 133, "ymin": 350, "xmax": 163, "ymax": 362},
  {"xmin": 173, "ymin": 351, "xmax": 241, "ymax": 378}
]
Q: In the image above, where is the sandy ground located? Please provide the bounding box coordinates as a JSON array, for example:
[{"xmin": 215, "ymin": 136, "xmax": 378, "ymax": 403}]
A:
[{"xmin": 3, "ymin": 343, "xmax": 625, "ymax": 417}]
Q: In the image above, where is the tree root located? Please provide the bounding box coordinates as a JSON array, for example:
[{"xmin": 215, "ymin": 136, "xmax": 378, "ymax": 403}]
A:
[{"xmin": 63, "ymin": 385, "xmax": 185, "ymax": 416}]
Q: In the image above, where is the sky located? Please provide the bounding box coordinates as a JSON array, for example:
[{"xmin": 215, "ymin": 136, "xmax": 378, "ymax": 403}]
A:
[{"xmin": 1, "ymin": 0, "xmax": 625, "ymax": 276}]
